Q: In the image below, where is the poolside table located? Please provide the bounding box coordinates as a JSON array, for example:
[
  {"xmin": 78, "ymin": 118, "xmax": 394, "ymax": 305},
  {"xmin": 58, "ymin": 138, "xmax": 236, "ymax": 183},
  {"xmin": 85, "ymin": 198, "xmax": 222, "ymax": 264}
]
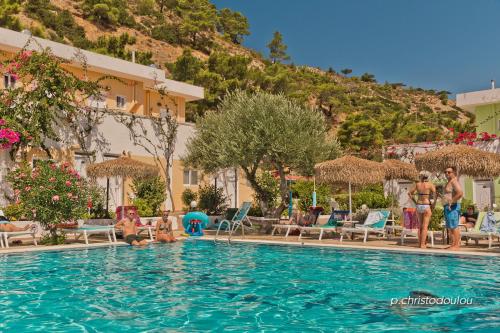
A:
[{"xmin": 61, "ymin": 225, "xmax": 117, "ymax": 245}]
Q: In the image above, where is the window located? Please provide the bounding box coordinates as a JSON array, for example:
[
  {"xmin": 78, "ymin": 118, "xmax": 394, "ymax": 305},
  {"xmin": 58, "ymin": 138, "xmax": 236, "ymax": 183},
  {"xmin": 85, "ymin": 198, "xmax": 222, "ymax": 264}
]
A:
[
  {"xmin": 183, "ymin": 169, "xmax": 198, "ymax": 185},
  {"xmin": 3, "ymin": 74, "xmax": 16, "ymax": 89},
  {"xmin": 116, "ymin": 95, "xmax": 126, "ymax": 109}
]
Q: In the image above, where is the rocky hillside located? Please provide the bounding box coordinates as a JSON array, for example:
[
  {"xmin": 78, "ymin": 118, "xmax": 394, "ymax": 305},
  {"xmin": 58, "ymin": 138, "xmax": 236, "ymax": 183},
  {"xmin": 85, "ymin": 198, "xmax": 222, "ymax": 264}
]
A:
[{"xmin": 0, "ymin": 0, "xmax": 474, "ymax": 158}]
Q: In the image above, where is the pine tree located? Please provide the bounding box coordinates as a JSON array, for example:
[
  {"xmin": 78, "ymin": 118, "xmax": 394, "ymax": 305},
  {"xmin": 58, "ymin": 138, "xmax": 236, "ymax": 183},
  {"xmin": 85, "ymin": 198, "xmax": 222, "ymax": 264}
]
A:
[
  {"xmin": 267, "ymin": 31, "xmax": 290, "ymax": 64},
  {"xmin": 217, "ymin": 8, "xmax": 250, "ymax": 44},
  {"xmin": 177, "ymin": 0, "xmax": 217, "ymax": 48},
  {"xmin": 340, "ymin": 68, "xmax": 352, "ymax": 76}
]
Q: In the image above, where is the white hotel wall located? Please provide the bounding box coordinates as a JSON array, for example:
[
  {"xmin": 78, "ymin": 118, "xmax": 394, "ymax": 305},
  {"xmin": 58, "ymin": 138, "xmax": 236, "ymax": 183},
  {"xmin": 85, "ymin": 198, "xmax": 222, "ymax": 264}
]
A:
[{"xmin": 0, "ymin": 113, "xmax": 239, "ymax": 210}]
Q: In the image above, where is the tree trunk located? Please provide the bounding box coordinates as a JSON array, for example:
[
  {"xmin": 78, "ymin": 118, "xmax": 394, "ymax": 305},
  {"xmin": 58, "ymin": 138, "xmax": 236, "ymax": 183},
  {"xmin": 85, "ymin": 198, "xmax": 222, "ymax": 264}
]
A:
[{"xmin": 271, "ymin": 164, "xmax": 289, "ymax": 218}]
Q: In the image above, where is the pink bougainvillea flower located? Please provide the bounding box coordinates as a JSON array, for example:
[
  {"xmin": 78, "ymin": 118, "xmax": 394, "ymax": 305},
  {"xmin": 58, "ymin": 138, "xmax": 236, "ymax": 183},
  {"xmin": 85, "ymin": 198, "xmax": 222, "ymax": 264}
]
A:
[
  {"xmin": 467, "ymin": 141, "xmax": 474, "ymax": 146},
  {"xmin": 52, "ymin": 195, "xmax": 60, "ymax": 201},
  {"xmin": 24, "ymin": 186, "xmax": 31, "ymax": 192},
  {"xmin": 50, "ymin": 164, "xmax": 57, "ymax": 170},
  {"xmin": 65, "ymin": 180, "xmax": 72, "ymax": 186},
  {"xmin": 0, "ymin": 119, "xmax": 5, "ymax": 126},
  {"xmin": 49, "ymin": 177, "xmax": 56, "ymax": 182}
]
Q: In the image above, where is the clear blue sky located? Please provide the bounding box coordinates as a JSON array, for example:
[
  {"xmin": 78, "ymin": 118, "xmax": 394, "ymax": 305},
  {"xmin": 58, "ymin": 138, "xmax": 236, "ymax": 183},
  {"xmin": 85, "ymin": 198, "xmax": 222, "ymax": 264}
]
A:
[{"xmin": 213, "ymin": 0, "xmax": 500, "ymax": 97}]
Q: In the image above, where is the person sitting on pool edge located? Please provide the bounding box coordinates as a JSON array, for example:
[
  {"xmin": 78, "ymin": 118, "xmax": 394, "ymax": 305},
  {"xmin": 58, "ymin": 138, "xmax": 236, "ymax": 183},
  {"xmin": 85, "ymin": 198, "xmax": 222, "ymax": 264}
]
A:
[
  {"xmin": 115, "ymin": 210, "xmax": 148, "ymax": 246},
  {"xmin": 460, "ymin": 206, "xmax": 478, "ymax": 229},
  {"xmin": 155, "ymin": 210, "xmax": 176, "ymax": 243}
]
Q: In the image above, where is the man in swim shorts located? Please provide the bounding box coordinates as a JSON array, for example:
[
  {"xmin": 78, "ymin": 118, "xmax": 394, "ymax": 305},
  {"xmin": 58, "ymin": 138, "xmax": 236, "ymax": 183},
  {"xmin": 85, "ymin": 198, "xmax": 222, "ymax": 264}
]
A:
[
  {"xmin": 115, "ymin": 210, "xmax": 148, "ymax": 246},
  {"xmin": 443, "ymin": 166, "xmax": 463, "ymax": 250}
]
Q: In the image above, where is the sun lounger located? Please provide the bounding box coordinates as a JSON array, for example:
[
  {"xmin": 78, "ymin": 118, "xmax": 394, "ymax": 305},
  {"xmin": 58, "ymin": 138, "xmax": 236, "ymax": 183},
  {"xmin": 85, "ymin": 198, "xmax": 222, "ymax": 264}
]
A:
[
  {"xmin": 461, "ymin": 212, "xmax": 500, "ymax": 248},
  {"xmin": 271, "ymin": 207, "xmax": 325, "ymax": 239},
  {"xmin": 0, "ymin": 223, "xmax": 38, "ymax": 248},
  {"xmin": 297, "ymin": 210, "xmax": 350, "ymax": 240},
  {"xmin": 271, "ymin": 222, "xmax": 301, "ymax": 237},
  {"xmin": 61, "ymin": 225, "xmax": 117, "ymax": 245},
  {"xmin": 340, "ymin": 210, "xmax": 390, "ymax": 243}
]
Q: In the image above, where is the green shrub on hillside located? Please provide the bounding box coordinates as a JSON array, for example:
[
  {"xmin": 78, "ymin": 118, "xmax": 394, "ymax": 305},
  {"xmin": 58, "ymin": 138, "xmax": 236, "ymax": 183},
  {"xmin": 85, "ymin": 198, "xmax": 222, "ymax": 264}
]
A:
[
  {"xmin": 0, "ymin": 0, "xmax": 23, "ymax": 31},
  {"xmin": 152, "ymin": 23, "xmax": 181, "ymax": 44},
  {"xmin": 83, "ymin": 0, "xmax": 135, "ymax": 27}
]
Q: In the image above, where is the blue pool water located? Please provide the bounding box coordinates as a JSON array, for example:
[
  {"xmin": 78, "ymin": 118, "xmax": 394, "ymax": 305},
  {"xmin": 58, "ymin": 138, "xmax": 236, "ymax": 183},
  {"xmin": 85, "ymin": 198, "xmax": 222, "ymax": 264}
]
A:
[{"xmin": 0, "ymin": 241, "xmax": 499, "ymax": 332}]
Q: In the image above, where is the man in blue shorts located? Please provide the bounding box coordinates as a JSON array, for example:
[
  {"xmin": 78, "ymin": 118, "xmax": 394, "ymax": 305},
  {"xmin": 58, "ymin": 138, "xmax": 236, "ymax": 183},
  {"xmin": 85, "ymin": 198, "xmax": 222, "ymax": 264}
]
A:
[{"xmin": 443, "ymin": 166, "xmax": 463, "ymax": 250}]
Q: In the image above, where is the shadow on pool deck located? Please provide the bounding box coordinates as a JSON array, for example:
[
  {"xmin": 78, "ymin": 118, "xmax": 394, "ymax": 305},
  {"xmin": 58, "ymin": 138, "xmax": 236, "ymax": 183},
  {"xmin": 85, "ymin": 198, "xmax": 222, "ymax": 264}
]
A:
[{"xmin": 200, "ymin": 230, "xmax": 500, "ymax": 257}]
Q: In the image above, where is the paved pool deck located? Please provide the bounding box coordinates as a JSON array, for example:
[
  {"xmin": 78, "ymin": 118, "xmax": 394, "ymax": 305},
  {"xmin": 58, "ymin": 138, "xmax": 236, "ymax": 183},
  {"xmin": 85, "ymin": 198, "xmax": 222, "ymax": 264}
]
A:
[
  {"xmin": 1, "ymin": 232, "xmax": 499, "ymax": 257},
  {"xmin": 199, "ymin": 235, "xmax": 500, "ymax": 257}
]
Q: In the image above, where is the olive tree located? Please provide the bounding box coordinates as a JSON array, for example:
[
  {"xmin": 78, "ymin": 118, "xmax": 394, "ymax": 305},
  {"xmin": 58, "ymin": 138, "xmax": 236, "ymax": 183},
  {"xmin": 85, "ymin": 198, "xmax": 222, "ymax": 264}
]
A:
[{"xmin": 183, "ymin": 90, "xmax": 340, "ymax": 217}]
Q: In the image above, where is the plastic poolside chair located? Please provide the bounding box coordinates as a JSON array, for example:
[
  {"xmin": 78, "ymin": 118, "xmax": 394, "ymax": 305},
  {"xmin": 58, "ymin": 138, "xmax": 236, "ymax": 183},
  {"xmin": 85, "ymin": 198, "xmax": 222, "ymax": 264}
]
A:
[
  {"xmin": 340, "ymin": 210, "xmax": 391, "ymax": 243},
  {"xmin": 215, "ymin": 202, "xmax": 252, "ymax": 240},
  {"xmin": 461, "ymin": 212, "xmax": 500, "ymax": 248}
]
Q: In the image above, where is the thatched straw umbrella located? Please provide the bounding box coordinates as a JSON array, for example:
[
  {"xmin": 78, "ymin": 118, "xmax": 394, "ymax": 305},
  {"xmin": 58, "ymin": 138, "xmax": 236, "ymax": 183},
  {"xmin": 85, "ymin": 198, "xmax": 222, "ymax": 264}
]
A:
[
  {"xmin": 87, "ymin": 156, "xmax": 159, "ymax": 216},
  {"xmin": 87, "ymin": 156, "xmax": 159, "ymax": 179},
  {"xmin": 415, "ymin": 145, "xmax": 500, "ymax": 178},
  {"xmin": 315, "ymin": 156, "xmax": 385, "ymax": 219},
  {"xmin": 383, "ymin": 159, "xmax": 418, "ymax": 209},
  {"xmin": 383, "ymin": 159, "xmax": 418, "ymax": 181}
]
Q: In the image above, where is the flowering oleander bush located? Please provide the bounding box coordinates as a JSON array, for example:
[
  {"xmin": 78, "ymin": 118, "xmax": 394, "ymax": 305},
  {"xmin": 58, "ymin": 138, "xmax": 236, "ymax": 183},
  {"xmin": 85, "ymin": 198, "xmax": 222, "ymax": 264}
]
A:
[
  {"xmin": 0, "ymin": 118, "xmax": 21, "ymax": 150},
  {"xmin": 7, "ymin": 161, "xmax": 102, "ymax": 243}
]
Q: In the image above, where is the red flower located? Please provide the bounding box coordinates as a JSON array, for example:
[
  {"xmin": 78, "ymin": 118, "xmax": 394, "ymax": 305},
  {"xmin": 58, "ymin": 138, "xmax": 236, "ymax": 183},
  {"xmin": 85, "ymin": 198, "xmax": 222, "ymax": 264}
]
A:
[
  {"xmin": 52, "ymin": 195, "xmax": 60, "ymax": 201},
  {"xmin": 65, "ymin": 180, "xmax": 72, "ymax": 187}
]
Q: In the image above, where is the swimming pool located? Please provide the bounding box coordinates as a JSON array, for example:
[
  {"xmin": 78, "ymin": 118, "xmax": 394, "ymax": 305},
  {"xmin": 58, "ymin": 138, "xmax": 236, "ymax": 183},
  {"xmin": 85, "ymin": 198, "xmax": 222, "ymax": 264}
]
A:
[{"xmin": 0, "ymin": 241, "xmax": 499, "ymax": 332}]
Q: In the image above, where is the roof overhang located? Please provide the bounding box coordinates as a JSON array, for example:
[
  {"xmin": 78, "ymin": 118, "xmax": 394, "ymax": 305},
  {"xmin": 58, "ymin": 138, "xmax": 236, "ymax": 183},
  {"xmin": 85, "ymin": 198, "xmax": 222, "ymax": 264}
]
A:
[
  {"xmin": 155, "ymin": 79, "xmax": 204, "ymax": 102},
  {"xmin": 0, "ymin": 28, "xmax": 204, "ymax": 101},
  {"xmin": 456, "ymin": 88, "xmax": 500, "ymax": 112}
]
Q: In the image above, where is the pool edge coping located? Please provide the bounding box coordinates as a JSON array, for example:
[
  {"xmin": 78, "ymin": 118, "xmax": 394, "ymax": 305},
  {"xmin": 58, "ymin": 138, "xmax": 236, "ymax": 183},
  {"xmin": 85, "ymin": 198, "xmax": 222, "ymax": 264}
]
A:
[
  {"xmin": 198, "ymin": 236, "xmax": 500, "ymax": 258},
  {"xmin": 1, "ymin": 236, "xmax": 499, "ymax": 258}
]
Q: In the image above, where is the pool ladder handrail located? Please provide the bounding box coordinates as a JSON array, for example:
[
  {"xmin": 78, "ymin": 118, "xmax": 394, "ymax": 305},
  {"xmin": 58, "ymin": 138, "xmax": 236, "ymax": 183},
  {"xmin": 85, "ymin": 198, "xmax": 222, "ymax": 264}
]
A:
[{"xmin": 214, "ymin": 216, "xmax": 253, "ymax": 243}]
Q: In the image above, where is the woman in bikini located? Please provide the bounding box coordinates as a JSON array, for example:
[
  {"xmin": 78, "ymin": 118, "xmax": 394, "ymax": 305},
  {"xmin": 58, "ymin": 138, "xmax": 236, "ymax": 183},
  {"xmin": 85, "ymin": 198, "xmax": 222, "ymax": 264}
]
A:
[
  {"xmin": 155, "ymin": 210, "xmax": 177, "ymax": 243},
  {"xmin": 408, "ymin": 171, "xmax": 436, "ymax": 249}
]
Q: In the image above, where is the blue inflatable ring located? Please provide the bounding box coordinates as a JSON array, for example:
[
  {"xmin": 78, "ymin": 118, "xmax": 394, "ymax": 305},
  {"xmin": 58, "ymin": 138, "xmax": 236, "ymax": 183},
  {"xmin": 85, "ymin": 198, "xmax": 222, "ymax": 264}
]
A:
[{"xmin": 183, "ymin": 211, "xmax": 209, "ymax": 236}]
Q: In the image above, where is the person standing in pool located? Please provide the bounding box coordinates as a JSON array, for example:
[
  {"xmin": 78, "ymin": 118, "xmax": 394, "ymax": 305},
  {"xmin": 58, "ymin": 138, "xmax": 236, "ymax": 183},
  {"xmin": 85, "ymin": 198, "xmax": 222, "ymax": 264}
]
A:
[
  {"xmin": 115, "ymin": 210, "xmax": 148, "ymax": 246},
  {"xmin": 443, "ymin": 166, "xmax": 463, "ymax": 250},
  {"xmin": 408, "ymin": 171, "xmax": 436, "ymax": 248},
  {"xmin": 155, "ymin": 210, "xmax": 177, "ymax": 243}
]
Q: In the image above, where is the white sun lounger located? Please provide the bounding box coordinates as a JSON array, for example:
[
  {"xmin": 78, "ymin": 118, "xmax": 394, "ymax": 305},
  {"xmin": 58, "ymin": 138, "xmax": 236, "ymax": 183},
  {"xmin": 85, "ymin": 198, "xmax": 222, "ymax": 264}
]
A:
[
  {"xmin": 271, "ymin": 223, "xmax": 300, "ymax": 237},
  {"xmin": 61, "ymin": 225, "xmax": 117, "ymax": 245},
  {"xmin": 340, "ymin": 210, "xmax": 390, "ymax": 243},
  {"xmin": 0, "ymin": 224, "xmax": 38, "ymax": 248},
  {"xmin": 461, "ymin": 212, "xmax": 500, "ymax": 249},
  {"xmin": 400, "ymin": 228, "xmax": 435, "ymax": 247}
]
